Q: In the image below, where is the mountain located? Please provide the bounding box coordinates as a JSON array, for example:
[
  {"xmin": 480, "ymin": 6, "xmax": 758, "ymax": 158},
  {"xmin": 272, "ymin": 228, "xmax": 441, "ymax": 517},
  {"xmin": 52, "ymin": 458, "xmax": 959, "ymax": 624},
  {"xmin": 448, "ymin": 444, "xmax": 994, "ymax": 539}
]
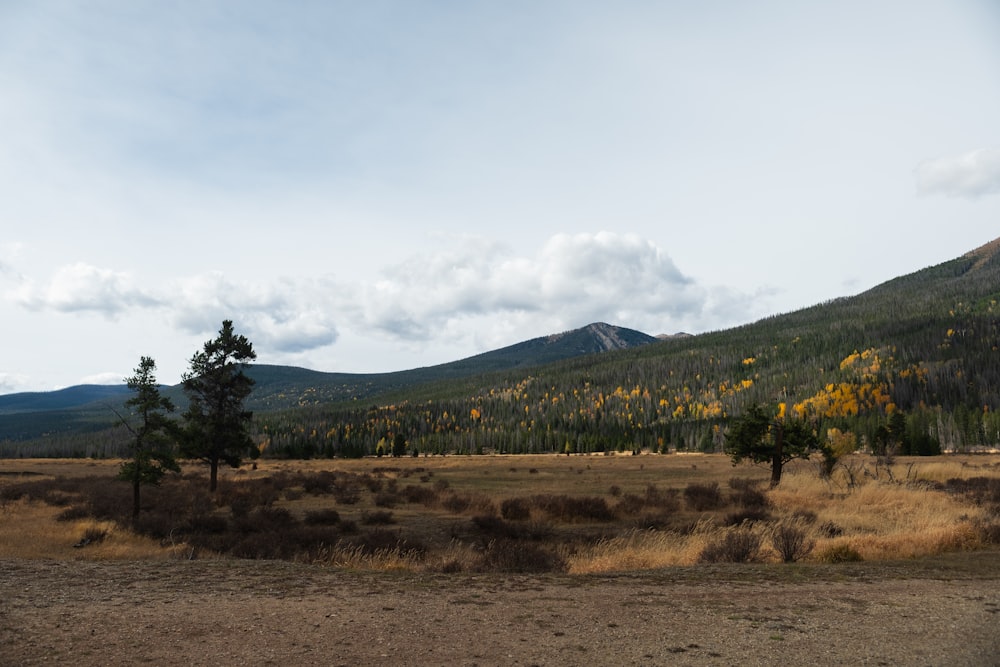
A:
[
  {"xmin": 252, "ymin": 237, "xmax": 1000, "ymax": 457},
  {"xmin": 0, "ymin": 322, "xmax": 657, "ymax": 445},
  {"xmin": 0, "ymin": 385, "xmax": 132, "ymax": 415},
  {"xmin": 4, "ymin": 237, "xmax": 1000, "ymax": 458}
]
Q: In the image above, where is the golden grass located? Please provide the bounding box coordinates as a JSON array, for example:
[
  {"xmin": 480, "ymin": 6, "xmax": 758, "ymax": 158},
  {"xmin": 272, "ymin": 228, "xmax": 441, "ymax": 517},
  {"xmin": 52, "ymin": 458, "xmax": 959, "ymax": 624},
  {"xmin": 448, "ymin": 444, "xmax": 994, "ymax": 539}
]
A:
[
  {"xmin": 2, "ymin": 453, "xmax": 998, "ymax": 571},
  {"xmin": 0, "ymin": 498, "xmax": 187, "ymax": 561}
]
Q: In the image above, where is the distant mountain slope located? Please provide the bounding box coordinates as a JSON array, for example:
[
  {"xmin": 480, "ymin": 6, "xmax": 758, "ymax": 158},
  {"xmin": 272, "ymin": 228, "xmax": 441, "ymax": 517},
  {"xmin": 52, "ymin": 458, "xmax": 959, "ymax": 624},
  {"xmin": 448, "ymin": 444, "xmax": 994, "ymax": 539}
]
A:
[
  {"xmin": 245, "ymin": 322, "xmax": 657, "ymax": 410},
  {"xmin": 250, "ymin": 236, "xmax": 1000, "ymax": 457},
  {"xmin": 0, "ymin": 322, "xmax": 657, "ymax": 443},
  {"xmin": 6, "ymin": 236, "xmax": 1000, "ymax": 457},
  {"xmin": 0, "ymin": 385, "xmax": 132, "ymax": 415}
]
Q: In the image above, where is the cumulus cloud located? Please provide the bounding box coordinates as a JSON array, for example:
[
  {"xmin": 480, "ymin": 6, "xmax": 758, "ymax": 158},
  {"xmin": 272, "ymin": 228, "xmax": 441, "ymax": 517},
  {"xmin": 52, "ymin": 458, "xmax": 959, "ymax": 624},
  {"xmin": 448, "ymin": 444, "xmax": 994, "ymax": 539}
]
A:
[
  {"xmin": 14, "ymin": 262, "xmax": 160, "ymax": 316},
  {"xmin": 171, "ymin": 272, "xmax": 339, "ymax": 354},
  {"xmin": 349, "ymin": 231, "xmax": 708, "ymax": 342},
  {"xmin": 0, "ymin": 372, "xmax": 32, "ymax": 395},
  {"xmin": 915, "ymin": 149, "xmax": 1000, "ymax": 198},
  {"xmin": 5, "ymin": 232, "xmax": 739, "ymax": 370}
]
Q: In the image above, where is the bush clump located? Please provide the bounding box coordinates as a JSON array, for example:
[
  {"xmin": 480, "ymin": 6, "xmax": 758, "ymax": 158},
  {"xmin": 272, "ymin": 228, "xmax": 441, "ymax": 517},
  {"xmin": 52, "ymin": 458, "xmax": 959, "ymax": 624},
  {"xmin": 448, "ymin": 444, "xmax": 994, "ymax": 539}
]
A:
[
  {"xmin": 698, "ymin": 528, "xmax": 761, "ymax": 563},
  {"xmin": 771, "ymin": 521, "xmax": 815, "ymax": 563},
  {"xmin": 472, "ymin": 539, "xmax": 567, "ymax": 573},
  {"xmin": 529, "ymin": 494, "xmax": 614, "ymax": 522},
  {"xmin": 684, "ymin": 482, "xmax": 723, "ymax": 511},
  {"xmin": 816, "ymin": 544, "xmax": 863, "ymax": 563},
  {"xmin": 304, "ymin": 509, "xmax": 341, "ymax": 526},
  {"xmin": 500, "ymin": 497, "xmax": 532, "ymax": 521}
]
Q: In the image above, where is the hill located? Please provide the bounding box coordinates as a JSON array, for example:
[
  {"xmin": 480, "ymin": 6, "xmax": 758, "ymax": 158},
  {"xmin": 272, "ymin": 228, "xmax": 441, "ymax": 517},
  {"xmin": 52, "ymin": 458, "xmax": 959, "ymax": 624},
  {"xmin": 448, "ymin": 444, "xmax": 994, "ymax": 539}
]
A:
[
  {"xmin": 252, "ymin": 237, "xmax": 1000, "ymax": 458},
  {"xmin": 3, "ymin": 238, "xmax": 999, "ymax": 458},
  {"xmin": 0, "ymin": 322, "xmax": 656, "ymax": 452},
  {"xmin": 0, "ymin": 385, "xmax": 133, "ymax": 415}
]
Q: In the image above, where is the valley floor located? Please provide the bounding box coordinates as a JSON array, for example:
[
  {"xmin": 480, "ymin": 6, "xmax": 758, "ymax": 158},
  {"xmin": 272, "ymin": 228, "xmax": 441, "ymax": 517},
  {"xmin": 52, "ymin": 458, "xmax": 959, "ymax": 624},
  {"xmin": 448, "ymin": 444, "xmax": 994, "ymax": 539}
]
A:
[{"xmin": 2, "ymin": 553, "xmax": 999, "ymax": 666}]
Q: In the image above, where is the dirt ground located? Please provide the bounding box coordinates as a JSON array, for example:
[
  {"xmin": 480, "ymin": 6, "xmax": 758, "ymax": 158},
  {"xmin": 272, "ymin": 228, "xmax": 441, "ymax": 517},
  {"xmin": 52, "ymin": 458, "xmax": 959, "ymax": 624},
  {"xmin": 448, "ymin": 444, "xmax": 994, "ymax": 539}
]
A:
[{"xmin": 2, "ymin": 554, "xmax": 999, "ymax": 666}]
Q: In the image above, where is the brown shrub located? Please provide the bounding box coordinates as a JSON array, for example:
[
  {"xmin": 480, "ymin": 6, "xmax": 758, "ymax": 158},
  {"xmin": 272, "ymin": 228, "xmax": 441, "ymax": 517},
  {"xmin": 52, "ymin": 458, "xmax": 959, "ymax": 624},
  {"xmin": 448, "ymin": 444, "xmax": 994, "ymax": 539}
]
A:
[
  {"xmin": 684, "ymin": 482, "xmax": 723, "ymax": 511},
  {"xmin": 698, "ymin": 528, "xmax": 761, "ymax": 563},
  {"xmin": 500, "ymin": 497, "xmax": 531, "ymax": 521},
  {"xmin": 472, "ymin": 539, "xmax": 566, "ymax": 573},
  {"xmin": 770, "ymin": 521, "xmax": 815, "ymax": 563}
]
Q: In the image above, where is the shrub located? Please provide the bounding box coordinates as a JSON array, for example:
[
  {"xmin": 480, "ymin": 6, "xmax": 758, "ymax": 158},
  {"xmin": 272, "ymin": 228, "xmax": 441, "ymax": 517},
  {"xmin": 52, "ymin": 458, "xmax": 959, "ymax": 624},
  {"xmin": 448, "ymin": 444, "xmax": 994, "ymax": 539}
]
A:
[
  {"xmin": 530, "ymin": 494, "xmax": 614, "ymax": 522},
  {"xmin": 56, "ymin": 506, "xmax": 91, "ymax": 522},
  {"xmin": 333, "ymin": 484, "xmax": 361, "ymax": 505},
  {"xmin": 234, "ymin": 507, "xmax": 296, "ymax": 533},
  {"xmin": 187, "ymin": 514, "xmax": 229, "ymax": 534},
  {"xmin": 791, "ymin": 509, "xmax": 818, "ymax": 524},
  {"xmin": 816, "ymin": 544, "xmax": 863, "ymax": 563},
  {"xmin": 340, "ymin": 529, "xmax": 426, "ymax": 558},
  {"xmin": 973, "ymin": 519, "xmax": 1000, "ymax": 545},
  {"xmin": 698, "ymin": 528, "xmax": 761, "ymax": 563},
  {"xmin": 723, "ymin": 507, "xmax": 771, "ymax": 526},
  {"xmin": 401, "ymin": 484, "xmax": 438, "ymax": 505},
  {"xmin": 684, "ymin": 482, "xmax": 723, "ymax": 511},
  {"xmin": 471, "ymin": 514, "xmax": 521, "ymax": 539},
  {"xmin": 361, "ymin": 510, "xmax": 396, "ymax": 526},
  {"xmin": 945, "ymin": 477, "xmax": 1000, "ymax": 508},
  {"xmin": 500, "ymin": 497, "xmax": 531, "ymax": 521},
  {"xmin": 373, "ymin": 491, "xmax": 400, "ymax": 508},
  {"xmin": 818, "ymin": 521, "xmax": 843, "ymax": 538},
  {"xmin": 771, "ymin": 521, "xmax": 815, "ymax": 563},
  {"xmin": 442, "ymin": 494, "xmax": 472, "ymax": 514},
  {"xmin": 304, "ymin": 509, "xmax": 341, "ymax": 526},
  {"xmin": 472, "ymin": 539, "xmax": 567, "ymax": 573},
  {"xmin": 730, "ymin": 486, "xmax": 769, "ymax": 510}
]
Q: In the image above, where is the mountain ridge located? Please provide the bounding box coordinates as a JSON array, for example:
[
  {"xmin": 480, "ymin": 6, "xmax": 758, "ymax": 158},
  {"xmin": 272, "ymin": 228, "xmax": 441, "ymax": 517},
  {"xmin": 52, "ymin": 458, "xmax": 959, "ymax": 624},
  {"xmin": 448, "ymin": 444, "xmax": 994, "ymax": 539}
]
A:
[
  {"xmin": 4, "ymin": 236, "xmax": 1000, "ymax": 456},
  {"xmin": 0, "ymin": 321, "xmax": 657, "ymax": 417}
]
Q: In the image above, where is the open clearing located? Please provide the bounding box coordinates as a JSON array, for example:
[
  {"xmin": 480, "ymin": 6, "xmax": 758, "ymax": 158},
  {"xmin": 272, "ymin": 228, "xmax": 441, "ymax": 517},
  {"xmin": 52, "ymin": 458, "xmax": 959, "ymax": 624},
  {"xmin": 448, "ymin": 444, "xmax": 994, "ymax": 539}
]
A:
[{"xmin": 2, "ymin": 454, "xmax": 999, "ymax": 665}]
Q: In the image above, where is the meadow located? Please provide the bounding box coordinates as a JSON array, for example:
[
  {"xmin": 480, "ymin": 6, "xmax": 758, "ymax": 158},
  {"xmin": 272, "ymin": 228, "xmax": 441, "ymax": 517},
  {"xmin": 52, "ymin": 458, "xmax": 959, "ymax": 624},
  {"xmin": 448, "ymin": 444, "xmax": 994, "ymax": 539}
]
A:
[{"xmin": 2, "ymin": 452, "xmax": 998, "ymax": 574}]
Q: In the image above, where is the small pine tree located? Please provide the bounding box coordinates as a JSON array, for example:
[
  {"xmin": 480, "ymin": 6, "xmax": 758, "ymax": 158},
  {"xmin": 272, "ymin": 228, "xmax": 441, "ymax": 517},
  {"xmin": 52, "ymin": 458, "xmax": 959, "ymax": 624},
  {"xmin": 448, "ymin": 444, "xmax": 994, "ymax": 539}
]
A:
[{"xmin": 118, "ymin": 356, "xmax": 180, "ymax": 525}]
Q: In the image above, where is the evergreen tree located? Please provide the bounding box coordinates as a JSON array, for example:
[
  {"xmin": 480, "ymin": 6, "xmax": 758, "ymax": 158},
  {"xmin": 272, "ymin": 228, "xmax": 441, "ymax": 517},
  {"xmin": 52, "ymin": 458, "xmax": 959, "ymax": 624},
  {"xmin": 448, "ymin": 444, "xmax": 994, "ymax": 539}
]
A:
[
  {"xmin": 724, "ymin": 404, "xmax": 820, "ymax": 488},
  {"xmin": 118, "ymin": 356, "xmax": 179, "ymax": 525},
  {"xmin": 181, "ymin": 320, "xmax": 257, "ymax": 491}
]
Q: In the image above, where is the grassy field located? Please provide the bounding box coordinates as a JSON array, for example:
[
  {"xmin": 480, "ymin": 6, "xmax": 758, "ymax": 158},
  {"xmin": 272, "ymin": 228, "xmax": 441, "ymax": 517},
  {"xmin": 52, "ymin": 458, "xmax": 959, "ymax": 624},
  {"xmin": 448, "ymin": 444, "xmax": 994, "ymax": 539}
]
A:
[{"xmin": 1, "ymin": 453, "xmax": 998, "ymax": 573}]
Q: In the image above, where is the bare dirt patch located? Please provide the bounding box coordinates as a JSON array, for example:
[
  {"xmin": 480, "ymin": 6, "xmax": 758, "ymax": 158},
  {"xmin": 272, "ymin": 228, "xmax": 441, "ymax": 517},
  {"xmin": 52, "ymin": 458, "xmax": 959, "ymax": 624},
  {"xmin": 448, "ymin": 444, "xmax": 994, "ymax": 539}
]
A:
[{"xmin": 2, "ymin": 552, "xmax": 999, "ymax": 666}]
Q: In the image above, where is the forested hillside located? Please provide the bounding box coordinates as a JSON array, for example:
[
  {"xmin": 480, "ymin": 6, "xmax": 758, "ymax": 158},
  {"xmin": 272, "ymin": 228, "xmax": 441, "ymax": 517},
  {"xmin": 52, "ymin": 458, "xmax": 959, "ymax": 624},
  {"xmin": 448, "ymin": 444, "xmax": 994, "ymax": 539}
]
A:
[
  {"xmin": 4, "ymin": 240, "xmax": 999, "ymax": 459},
  {"xmin": 257, "ymin": 239, "xmax": 1000, "ymax": 458}
]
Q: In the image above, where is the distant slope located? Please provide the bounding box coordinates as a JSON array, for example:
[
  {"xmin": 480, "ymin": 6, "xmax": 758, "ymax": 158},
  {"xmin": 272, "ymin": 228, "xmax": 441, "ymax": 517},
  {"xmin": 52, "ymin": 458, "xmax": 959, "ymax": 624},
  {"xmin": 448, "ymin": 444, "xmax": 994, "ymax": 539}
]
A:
[
  {"xmin": 0, "ymin": 385, "xmax": 132, "ymax": 415},
  {"xmin": 251, "ymin": 236, "xmax": 1000, "ymax": 457},
  {"xmin": 6, "ymin": 236, "xmax": 1000, "ymax": 458},
  {"xmin": 0, "ymin": 322, "xmax": 656, "ymax": 444},
  {"xmin": 245, "ymin": 322, "xmax": 657, "ymax": 410}
]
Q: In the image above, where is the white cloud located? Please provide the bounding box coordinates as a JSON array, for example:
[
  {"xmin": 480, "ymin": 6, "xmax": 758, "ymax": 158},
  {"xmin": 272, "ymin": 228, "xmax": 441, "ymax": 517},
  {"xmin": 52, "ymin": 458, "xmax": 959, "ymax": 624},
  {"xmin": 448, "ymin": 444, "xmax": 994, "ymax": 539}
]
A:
[
  {"xmin": 171, "ymin": 272, "xmax": 339, "ymax": 354},
  {"xmin": 78, "ymin": 371, "xmax": 127, "ymax": 387},
  {"xmin": 0, "ymin": 372, "xmax": 32, "ymax": 395},
  {"xmin": 915, "ymin": 149, "xmax": 1000, "ymax": 199},
  {"xmin": 349, "ymin": 231, "xmax": 713, "ymax": 342},
  {"xmin": 14, "ymin": 262, "xmax": 160, "ymax": 316}
]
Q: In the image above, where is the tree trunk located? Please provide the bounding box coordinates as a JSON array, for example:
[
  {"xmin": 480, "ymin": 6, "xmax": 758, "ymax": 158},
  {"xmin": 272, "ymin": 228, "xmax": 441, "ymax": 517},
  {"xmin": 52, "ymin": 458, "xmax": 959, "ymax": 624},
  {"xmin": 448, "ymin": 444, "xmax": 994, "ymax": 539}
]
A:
[
  {"xmin": 769, "ymin": 421, "xmax": 785, "ymax": 489},
  {"xmin": 132, "ymin": 478, "xmax": 141, "ymax": 527},
  {"xmin": 210, "ymin": 460, "xmax": 219, "ymax": 492}
]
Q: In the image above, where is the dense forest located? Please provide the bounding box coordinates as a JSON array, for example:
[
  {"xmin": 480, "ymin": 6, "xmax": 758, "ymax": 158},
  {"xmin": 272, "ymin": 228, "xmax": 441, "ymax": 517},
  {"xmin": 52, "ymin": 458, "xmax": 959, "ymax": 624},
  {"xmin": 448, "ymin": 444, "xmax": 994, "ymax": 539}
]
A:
[
  {"xmin": 4, "ymin": 239, "xmax": 1000, "ymax": 459},
  {"xmin": 256, "ymin": 241, "xmax": 1000, "ymax": 459}
]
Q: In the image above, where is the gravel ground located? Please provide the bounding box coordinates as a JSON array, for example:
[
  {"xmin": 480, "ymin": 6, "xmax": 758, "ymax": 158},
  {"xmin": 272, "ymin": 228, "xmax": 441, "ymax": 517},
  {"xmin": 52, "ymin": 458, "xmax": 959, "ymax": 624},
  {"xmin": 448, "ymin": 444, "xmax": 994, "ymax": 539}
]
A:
[{"xmin": 2, "ymin": 557, "xmax": 999, "ymax": 666}]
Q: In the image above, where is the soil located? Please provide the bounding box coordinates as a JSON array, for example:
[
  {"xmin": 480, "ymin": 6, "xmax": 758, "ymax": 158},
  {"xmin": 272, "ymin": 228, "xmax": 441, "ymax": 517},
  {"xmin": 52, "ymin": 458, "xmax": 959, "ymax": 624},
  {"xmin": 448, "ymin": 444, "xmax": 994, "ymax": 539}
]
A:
[{"xmin": 2, "ymin": 553, "xmax": 999, "ymax": 666}]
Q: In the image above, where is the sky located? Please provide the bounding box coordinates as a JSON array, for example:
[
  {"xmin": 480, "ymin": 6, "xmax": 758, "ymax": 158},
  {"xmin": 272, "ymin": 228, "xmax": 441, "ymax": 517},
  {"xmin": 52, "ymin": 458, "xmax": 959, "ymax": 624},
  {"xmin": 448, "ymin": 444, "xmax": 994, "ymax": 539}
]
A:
[{"xmin": 2, "ymin": 1, "xmax": 1000, "ymax": 395}]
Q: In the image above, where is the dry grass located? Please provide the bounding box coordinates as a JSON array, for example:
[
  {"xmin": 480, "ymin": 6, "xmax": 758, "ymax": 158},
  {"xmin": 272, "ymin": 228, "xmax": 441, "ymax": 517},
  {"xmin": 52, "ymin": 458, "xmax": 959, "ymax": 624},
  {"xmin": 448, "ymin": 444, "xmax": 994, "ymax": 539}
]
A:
[
  {"xmin": 2, "ymin": 453, "xmax": 998, "ymax": 572},
  {"xmin": 0, "ymin": 497, "xmax": 187, "ymax": 561}
]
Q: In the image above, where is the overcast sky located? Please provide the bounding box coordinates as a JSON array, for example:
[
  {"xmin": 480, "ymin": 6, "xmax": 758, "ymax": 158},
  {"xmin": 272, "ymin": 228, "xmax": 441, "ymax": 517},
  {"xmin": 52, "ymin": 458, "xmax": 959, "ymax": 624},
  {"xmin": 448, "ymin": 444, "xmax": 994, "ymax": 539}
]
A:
[{"xmin": 2, "ymin": 1, "xmax": 999, "ymax": 394}]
